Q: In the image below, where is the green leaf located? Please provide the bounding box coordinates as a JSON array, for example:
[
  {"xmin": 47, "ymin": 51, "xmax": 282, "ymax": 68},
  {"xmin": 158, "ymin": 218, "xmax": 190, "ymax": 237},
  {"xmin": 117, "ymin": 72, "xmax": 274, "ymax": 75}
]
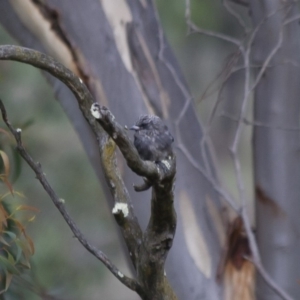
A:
[
  {"xmin": 6, "ymin": 251, "xmax": 15, "ymax": 264},
  {"xmin": 4, "ymin": 230, "xmax": 16, "ymax": 240},
  {"xmin": 0, "ymin": 236, "xmax": 10, "ymax": 247},
  {"xmin": 0, "ymin": 272, "xmax": 13, "ymax": 294},
  {"xmin": 5, "ymin": 272, "xmax": 13, "ymax": 292},
  {"xmin": 15, "ymin": 239, "xmax": 30, "ymax": 261},
  {"xmin": 15, "ymin": 243, "xmax": 22, "ymax": 263},
  {"xmin": 0, "ymin": 255, "xmax": 19, "ymax": 275}
]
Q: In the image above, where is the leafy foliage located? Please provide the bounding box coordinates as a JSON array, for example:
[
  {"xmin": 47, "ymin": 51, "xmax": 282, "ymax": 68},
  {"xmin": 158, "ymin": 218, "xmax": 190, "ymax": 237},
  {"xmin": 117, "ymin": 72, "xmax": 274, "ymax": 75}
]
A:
[{"xmin": 0, "ymin": 131, "xmax": 37, "ymax": 294}]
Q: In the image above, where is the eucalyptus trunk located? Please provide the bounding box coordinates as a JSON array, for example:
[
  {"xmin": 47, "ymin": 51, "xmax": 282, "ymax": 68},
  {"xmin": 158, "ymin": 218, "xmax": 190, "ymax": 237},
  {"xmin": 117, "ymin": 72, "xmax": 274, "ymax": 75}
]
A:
[{"xmin": 250, "ymin": 1, "xmax": 300, "ymax": 299}]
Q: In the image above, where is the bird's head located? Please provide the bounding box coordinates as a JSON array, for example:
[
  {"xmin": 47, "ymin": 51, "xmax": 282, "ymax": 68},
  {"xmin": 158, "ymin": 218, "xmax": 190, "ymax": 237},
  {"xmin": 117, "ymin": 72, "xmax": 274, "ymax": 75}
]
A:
[{"xmin": 130, "ymin": 115, "xmax": 161, "ymax": 132}]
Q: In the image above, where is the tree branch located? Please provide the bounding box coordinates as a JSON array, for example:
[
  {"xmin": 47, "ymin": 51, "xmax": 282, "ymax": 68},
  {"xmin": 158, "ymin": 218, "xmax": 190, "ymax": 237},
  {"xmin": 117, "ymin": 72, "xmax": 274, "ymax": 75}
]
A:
[
  {"xmin": 90, "ymin": 104, "xmax": 168, "ymax": 181},
  {"xmin": 0, "ymin": 43, "xmax": 144, "ymax": 276},
  {"xmin": 182, "ymin": 2, "xmax": 295, "ymax": 299},
  {"xmin": 0, "ymin": 45, "xmax": 95, "ymax": 128},
  {"xmin": 90, "ymin": 103, "xmax": 177, "ymax": 298},
  {"xmin": 100, "ymin": 133, "xmax": 143, "ymax": 269},
  {"xmin": 0, "ymin": 99, "xmax": 146, "ymax": 298},
  {"xmin": 0, "ymin": 44, "xmax": 178, "ymax": 298}
]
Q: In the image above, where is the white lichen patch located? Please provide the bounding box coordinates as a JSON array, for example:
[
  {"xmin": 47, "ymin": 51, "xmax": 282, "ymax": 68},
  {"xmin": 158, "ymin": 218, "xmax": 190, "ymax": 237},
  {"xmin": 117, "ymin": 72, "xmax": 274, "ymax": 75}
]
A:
[
  {"xmin": 16, "ymin": 128, "xmax": 22, "ymax": 133},
  {"xmin": 91, "ymin": 103, "xmax": 101, "ymax": 119},
  {"xmin": 79, "ymin": 77, "xmax": 83, "ymax": 84},
  {"xmin": 59, "ymin": 198, "xmax": 65, "ymax": 204},
  {"xmin": 112, "ymin": 202, "xmax": 129, "ymax": 217},
  {"xmin": 118, "ymin": 271, "xmax": 124, "ymax": 278}
]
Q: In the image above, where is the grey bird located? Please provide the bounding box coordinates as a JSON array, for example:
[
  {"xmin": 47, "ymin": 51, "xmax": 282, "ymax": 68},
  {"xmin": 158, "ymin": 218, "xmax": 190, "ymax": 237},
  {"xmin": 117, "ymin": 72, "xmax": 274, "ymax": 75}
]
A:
[{"xmin": 130, "ymin": 115, "xmax": 174, "ymax": 162}]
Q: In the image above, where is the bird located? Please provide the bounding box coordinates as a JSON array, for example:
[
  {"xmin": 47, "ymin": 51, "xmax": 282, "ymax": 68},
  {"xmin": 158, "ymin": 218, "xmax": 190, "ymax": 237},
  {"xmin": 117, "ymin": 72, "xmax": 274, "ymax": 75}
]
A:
[{"xmin": 130, "ymin": 115, "xmax": 174, "ymax": 162}]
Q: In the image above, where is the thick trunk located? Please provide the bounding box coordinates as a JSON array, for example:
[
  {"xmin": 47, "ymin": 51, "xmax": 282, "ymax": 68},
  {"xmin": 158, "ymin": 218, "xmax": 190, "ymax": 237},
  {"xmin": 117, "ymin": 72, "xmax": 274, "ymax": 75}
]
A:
[{"xmin": 251, "ymin": 1, "xmax": 300, "ymax": 299}]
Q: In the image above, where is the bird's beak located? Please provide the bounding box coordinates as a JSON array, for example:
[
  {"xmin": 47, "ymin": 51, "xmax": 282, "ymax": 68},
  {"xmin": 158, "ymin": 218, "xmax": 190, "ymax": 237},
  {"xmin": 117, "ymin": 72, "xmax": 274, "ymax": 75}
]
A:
[{"xmin": 130, "ymin": 125, "xmax": 140, "ymax": 131}]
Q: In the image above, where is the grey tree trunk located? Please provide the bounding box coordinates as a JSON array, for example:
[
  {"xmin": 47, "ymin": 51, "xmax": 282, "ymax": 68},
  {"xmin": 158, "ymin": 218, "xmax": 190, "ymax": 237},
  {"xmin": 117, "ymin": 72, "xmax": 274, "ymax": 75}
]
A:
[
  {"xmin": 0, "ymin": 1, "xmax": 223, "ymax": 299},
  {"xmin": 250, "ymin": 1, "xmax": 300, "ymax": 299}
]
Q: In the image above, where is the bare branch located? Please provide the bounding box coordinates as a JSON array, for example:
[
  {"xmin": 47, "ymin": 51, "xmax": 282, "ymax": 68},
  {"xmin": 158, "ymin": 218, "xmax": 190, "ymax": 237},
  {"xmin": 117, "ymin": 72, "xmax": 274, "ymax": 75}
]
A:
[
  {"xmin": 284, "ymin": 13, "xmax": 300, "ymax": 25},
  {"xmin": 0, "ymin": 45, "xmax": 95, "ymax": 129},
  {"xmin": 90, "ymin": 104, "xmax": 166, "ymax": 181},
  {"xmin": 0, "ymin": 44, "xmax": 178, "ymax": 298},
  {"xmin": 99, "ymin": 134, "xmax": 143, "ymax": 268},
  {"xmin": 0, "ymin": 99, "xmax": 145, "ymax": 298},
  {"xmin": 177, "ymin": 143, "xmax": 239, "ymax": 212},
  {"xmin": 90, "ymin": 103, "xmax": 177, "ymax": 297},
  {"xmin": 226, "ymin": 5, "xmax": 294, "ymax": 300},
  {"xmin": 220, "ymin": 112, "xmax": 300, "ymax": 131},
  {"xmin": 185, "ymin": 0, "xmax": 241, "ymax": 47},
  {"xmin": 0, "ymin": 43, "xmax": 147, "ymax": 271},
  {"xmin": 253, "ymin": 255, "xmax": 294, "ymax": 300},
  {"xmin": 181, "ymin": 2, "xmax": 295, "ymax": 299},
  {"xmin": 250, "ymin": 27, "xmax": 284, "ymax": 93},
  {"xmin": 222, "ymin": 0, "xmax": 249, "ymax": 31},
  {"xmin": 153, "ymin": 0, "xmax": 245, "ymax": 224}
]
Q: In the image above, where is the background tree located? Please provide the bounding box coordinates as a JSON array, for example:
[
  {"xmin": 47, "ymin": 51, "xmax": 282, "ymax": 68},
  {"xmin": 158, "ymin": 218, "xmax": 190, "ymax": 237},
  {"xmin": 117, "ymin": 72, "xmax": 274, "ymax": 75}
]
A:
[{"xmin": 0, "ymin": 0, "xmax": 299, "ymax": 299}]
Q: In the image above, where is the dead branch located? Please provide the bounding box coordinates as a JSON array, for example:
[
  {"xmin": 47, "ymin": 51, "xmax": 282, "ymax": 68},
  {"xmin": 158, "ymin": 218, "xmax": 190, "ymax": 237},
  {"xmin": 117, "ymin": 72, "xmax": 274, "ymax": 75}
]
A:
[
  {"xmin": 183, "ymin": 1, "xmax": 294, "ymax": 300},
  {"xmin": 0, "ymin": 44, "xmax": 178, "ymax": 299},
  {"xmin": 0, "ymin": 99, "xmax": 145, "ymax": 298},
  {"xmin": 91, "ymin": 103, "xmax": 177, "ymax": 299}
]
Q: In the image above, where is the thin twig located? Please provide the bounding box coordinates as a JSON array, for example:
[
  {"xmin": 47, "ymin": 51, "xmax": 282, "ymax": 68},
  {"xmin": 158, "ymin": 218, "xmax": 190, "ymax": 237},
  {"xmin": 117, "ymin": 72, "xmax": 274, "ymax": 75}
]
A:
[
  {"xmin": 183, "ymin": 1, "xmax": 294, "ymax": 299},
  {"xmin": 177, "ymin": 143, "xmax": 239, "ymax": 212},
  {"xmin": 254, "ymin": 260, "xmax": 293, "ymax": 300},
  {"xmin": 222, "ymin": 0, "xmax": 248, "ymax": 31},
  {"xmin": 0, "ymin": 43, "xmax": 147, "ymax": 271},
  {"xmin": 185, "ymin": 0, "xmax": 241, "ymax": 47},
  {"xmin": 250, "ymin": 28, "xmax": 284, "ymax": 93},
  {"xmin": 220, "ymin": 112, "xmax": 300, "ymax": 131},
  {"xmin": 283, "ymin": 13, "xmax": 300, "ymax": 25},
  {"xmin": 0, "ymin": 99, "xmax": 145, "ymax": 298},
  {"xmin": 227, "ymin": 4, "xmax": 294, "ymax": 300},
  {"xmin": 152, "ymin": 0, "xmax": 241, "ymax": 214},
  {"xmin": 244, "ymin": 239, "xmax": 294, "ymax": 300}
]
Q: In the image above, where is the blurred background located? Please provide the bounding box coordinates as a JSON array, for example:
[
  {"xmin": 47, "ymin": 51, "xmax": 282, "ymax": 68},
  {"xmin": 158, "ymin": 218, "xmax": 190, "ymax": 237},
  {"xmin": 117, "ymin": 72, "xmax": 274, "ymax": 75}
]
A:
[{"xmin": 0, "ymin": 0, "xmax": 253, "ymax": 299}]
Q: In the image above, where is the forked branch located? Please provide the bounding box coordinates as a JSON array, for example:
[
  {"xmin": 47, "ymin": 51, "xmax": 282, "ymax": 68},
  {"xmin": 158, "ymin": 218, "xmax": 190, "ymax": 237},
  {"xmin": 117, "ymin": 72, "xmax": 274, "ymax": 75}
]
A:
[
  {"xmin": 0, "ymin": 44, "xmax": 177, "ymax": 299},
  {"xmin": 0, "ymin": 99, "xmax": 145, "ymax": 298}
]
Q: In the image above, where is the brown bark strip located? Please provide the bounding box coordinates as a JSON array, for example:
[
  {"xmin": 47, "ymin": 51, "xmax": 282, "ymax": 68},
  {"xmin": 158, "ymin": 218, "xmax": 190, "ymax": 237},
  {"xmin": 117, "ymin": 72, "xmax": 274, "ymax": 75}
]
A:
[
  {"xmin": 220, "ymin": 217, "xmax": 255, "ymax": 300},
  {"xmin": 31, "ymin": 0, "xmax": 87, "ymax": 80},
  {"xmin": 256, "ymin": 186, "xmax": 286, "ymax": 218},
  {"xmin": 24, "ymin": 0, "xmax": 108, "ymax": 106}
]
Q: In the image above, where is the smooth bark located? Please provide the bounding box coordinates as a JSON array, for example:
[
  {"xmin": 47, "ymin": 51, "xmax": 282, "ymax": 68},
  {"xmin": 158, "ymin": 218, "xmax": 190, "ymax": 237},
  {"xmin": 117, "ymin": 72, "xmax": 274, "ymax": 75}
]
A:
[{"xmin": 251, "ymin": 1, "xmax": 300, "ymax": 299}]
